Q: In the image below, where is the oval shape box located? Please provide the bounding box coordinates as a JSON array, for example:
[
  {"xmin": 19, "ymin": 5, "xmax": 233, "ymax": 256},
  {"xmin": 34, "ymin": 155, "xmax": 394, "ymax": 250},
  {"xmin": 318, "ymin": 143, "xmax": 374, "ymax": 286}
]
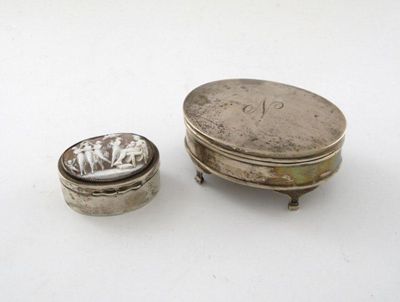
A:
[
  {"xmin": 58, "ymin": 133, "xmax": 160, "ymax": 216},
  {"xmin": 183, "ymin": 79, "xmax": 346, "ymax": 210}
]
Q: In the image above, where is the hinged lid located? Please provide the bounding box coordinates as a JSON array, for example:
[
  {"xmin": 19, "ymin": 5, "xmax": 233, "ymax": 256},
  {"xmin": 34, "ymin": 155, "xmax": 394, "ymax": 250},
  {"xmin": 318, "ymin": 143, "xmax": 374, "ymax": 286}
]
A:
[
  {"xmin": 61, "ymin": 133, "xmax": 154, "ymax": 182},
  {"xmin": 184, "ymin": 79, "xmax": 346, "ymax": 161}
]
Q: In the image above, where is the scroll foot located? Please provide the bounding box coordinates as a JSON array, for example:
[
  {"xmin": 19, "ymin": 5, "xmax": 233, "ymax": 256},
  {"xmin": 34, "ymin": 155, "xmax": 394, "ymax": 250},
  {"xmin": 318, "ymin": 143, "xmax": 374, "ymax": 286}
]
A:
[{"xmin": 195, "ymin": 170, "xmax": 204, "ymax": 184}]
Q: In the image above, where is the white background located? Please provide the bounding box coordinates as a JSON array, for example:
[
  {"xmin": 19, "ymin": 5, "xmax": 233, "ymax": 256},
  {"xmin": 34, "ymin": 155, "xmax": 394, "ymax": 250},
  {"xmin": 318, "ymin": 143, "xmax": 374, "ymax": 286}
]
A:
[{"xmin": 1, "ymin": 1, "xmax": 399, "ymax": 301}]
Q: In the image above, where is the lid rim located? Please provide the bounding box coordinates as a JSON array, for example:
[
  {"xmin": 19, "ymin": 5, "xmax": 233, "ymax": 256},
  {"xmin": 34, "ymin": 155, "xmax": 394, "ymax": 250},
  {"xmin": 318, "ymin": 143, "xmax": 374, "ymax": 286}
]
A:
[
  {"xmin": 185, "ymin": 117, "xmax": 345, "ymax": 163},
  {"xmin": 59, "ymin": 140, "xmax": 160, "ymax": 187}
]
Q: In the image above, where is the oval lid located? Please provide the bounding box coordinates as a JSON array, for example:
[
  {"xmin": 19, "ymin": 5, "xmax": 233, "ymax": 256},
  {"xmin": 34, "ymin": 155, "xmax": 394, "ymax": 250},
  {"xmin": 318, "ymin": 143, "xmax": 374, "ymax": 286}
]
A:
[
  {"xmin": 61, "ymin": 133, "xmax": 154, "ymax": 182},
  {"xmin": 184, "ymin": 79, "xmax": 346, "ymax": 160}
]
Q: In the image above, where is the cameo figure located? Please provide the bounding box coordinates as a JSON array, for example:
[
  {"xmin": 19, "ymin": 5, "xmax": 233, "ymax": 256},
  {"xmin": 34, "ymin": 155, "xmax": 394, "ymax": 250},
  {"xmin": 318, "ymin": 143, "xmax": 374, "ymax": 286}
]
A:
[
  {"xmin": 93, "ymin": 141, "xmax": 110, "ymax": 170},
  {"xmin": 113, "ymin": 141, "xmax": 142, "ymax": 168},
  {"xmin": 133, "ymin": 135, "xmax": 149, "ymax": 163},
  {"xmin": 82, "ymin": 142, "xmax": 95, "ymax": 174},
  {"xmin": 110, "ymin": 137, "xmax": 122, "ymax": 167},
  {"xmin": 65, "ymin": 159, "xmax": 79, "ymax": 173},
  {"xmin": 72, "ymin": 146, "xmax": 87, "ymax": 176}
]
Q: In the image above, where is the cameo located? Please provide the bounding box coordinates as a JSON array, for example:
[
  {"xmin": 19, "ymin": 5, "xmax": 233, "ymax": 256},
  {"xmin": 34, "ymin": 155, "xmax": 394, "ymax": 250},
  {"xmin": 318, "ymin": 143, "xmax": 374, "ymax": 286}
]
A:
[{"xmin": 61, "ymin": 133, "xmax": 153, "ymax": 182}]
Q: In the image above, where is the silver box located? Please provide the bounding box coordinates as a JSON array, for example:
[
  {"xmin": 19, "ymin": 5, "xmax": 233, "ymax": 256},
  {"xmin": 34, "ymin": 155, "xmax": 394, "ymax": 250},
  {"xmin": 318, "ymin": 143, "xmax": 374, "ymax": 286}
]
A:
[
  {"xmin": 58, "ymin": 133, "xmax": 160, "ymax": 216},
  {"xmin": 184, "ymin": 79, "xmax": 346, "ymax": 210}
]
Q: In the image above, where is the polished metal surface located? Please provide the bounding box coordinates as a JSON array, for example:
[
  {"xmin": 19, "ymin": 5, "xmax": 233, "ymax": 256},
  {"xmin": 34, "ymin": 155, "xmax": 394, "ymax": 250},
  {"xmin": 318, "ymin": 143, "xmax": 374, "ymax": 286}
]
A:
[
  {"xmin": 58, "ymin": 133, "xmax": 160, "ymax": 216},
  {"xmin": 184, "ymin": 79, "xmax": 346, "ymax": 160},
  {"xmin": 184, "ymin": 79, "xmax": 346, "ymax": 210}
]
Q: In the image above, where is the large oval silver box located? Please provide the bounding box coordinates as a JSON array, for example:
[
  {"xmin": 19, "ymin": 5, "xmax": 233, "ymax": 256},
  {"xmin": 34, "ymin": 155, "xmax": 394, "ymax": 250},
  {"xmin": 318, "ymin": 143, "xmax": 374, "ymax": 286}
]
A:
[
  {"xmin": 183, "ymin": 79, "xmax": 346, "ymax": 210},
  {"xmin": 58, "ymin": 133, "xmax": 160, "ymax": 216}
]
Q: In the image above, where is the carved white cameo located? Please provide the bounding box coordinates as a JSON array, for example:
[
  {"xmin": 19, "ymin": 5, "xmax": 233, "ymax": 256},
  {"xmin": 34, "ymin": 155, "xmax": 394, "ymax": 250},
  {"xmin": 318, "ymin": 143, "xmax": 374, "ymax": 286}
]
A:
[{"xmin": 62, "ymin": 133, "xmax": 153, "ymax": 182}]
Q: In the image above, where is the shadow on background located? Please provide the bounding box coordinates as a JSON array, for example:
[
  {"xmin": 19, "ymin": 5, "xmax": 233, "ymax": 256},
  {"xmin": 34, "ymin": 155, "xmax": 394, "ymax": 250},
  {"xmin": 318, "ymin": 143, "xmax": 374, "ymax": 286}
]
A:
[
  {"xmin": 203, "ymin": 173, "xmax": 308, "ymax": 212},
  {"xmin": 76, "ymin": 149, "xmax": 380, "ymax": 233}
]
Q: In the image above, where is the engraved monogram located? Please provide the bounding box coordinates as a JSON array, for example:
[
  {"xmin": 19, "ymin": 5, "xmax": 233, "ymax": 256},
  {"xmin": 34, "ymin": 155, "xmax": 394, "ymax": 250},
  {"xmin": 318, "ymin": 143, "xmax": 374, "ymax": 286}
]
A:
[{"xmin": 242, "ymin": 99, "xmax": 284, "ymax": 123}]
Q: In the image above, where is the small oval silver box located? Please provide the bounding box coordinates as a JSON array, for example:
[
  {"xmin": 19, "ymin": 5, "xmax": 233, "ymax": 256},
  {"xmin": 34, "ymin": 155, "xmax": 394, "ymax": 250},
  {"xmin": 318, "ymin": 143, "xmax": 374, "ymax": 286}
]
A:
[{"xmin": 58, "ymin": 133, "xmax": 160, "ymax": 216}]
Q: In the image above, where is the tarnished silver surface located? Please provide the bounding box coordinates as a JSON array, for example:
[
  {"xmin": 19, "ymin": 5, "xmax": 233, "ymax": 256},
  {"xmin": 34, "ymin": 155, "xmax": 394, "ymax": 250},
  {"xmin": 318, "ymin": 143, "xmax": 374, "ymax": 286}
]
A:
[
  {"xmin": 58, "ymin": 133, "xmax": 160, "ymax": 216},
  {"xmin": 184, "ymin": 79, "xmax": 346, "ymax": 160},
  {"xmin": 184, "ymin": 79, "xmax": 346, "ymax": 210}
]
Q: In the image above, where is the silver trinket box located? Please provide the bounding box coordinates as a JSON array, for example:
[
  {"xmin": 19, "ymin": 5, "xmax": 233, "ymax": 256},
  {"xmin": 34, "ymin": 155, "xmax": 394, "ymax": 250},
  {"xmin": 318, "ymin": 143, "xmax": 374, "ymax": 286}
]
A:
[
  {"xmin": 58, "ymin": 133, "xmax": 160, "ymax": 216},
  {"xmin": 184, "ymin": 79, "xmax": 346, "ymax": 210}
]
